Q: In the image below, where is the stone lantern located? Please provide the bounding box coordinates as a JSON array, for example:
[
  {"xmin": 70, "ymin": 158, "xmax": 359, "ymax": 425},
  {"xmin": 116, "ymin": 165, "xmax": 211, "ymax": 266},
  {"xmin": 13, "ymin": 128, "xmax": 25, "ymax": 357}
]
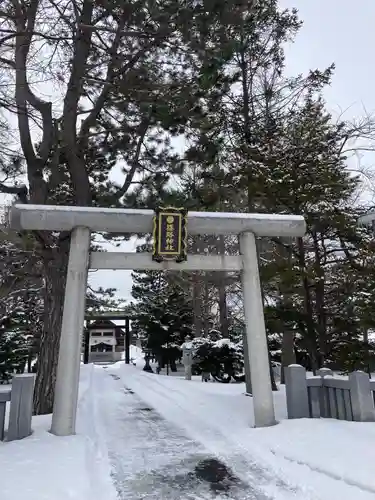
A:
[{"xmin": 181, "ymin": 335, "xmax": 194, "ymax": 380}]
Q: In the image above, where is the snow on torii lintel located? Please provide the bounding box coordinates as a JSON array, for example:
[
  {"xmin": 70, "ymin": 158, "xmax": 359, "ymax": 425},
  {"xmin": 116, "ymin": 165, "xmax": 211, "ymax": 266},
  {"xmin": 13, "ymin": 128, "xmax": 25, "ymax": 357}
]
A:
[{"xmin": 9, "ymin": 204, "xmax": 306, "ymax": 238}]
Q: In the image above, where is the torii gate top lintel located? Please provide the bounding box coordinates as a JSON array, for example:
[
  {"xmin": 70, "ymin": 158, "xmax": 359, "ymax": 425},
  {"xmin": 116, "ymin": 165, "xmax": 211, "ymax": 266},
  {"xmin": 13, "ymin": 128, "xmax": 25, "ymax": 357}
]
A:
[{"xmin": 9, "ymin": 204, "xmax": 306, "ymax": 238}]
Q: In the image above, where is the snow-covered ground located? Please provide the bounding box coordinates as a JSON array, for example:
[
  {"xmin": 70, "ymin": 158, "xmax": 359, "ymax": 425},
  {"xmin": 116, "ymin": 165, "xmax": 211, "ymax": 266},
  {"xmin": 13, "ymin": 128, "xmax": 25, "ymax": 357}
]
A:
[
  {"xmin": 116, "ymin": 365, "xmax": 375, "ymax": 499},
  {"xmin": 1, "ymin": 358, "xmax": 375, "ymax": 500},
  {"xmin": 0, "ymin": 364, "xmax": 116, "ymax": 500}
]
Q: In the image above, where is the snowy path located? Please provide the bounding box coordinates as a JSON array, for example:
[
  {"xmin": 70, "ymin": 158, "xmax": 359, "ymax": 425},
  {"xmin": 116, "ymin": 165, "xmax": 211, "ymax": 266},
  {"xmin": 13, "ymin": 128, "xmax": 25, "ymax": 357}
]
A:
[
  {"xmin": 117, "ymin": 366, "xmax": 375, "ymax": 500},
  {"xmin": 116, "ymin": 367, "xmax": 300, "ymax": 500},
  {"xmin": 90, "ymin": 367, "xmax": 271, "ymax": 499}
]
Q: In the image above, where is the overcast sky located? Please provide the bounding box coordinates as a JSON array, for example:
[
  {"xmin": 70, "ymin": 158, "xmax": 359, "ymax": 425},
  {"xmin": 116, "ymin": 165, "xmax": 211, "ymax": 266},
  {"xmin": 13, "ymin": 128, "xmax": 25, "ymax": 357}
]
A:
[
  {"xmin": 280, "ymin": 0, "xmax": 375, "ymax": 117},
  {"xmin": 3, "ymin": 0, "xmax": 375, "ymax": 304}
]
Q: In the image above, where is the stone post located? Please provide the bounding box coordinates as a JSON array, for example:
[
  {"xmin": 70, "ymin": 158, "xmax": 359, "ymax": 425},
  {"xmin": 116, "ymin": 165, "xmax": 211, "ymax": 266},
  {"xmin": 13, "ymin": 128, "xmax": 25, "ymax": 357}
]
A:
[
  {"xmin": 182, "ymin": 346, "xmax": 194, "ymax": 380},
  {"xmin": 284, "ymin": 364, "xmax": 309, "ymax": 419},
  {"xmin": 318, "ymin": 367, "xmax": 333, "ymax": 377},
  {"xmin": 8, "ymin": 374, "xmax": 35, "ymax": 441},
  {"xmin": 349, "ymin": 371, "xmax": 375, "ymax": 422}
]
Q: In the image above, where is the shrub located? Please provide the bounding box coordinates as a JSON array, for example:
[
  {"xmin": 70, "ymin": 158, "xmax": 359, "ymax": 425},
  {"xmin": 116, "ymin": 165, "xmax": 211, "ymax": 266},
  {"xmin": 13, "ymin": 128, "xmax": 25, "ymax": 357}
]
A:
[{"xmin": 192, "ymin": 337, "xmax": 244, "ymax": 381}]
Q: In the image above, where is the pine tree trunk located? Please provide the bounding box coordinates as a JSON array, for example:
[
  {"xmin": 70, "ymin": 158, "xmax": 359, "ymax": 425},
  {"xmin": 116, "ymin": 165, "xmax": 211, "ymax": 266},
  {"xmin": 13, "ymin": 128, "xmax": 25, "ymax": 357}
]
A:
[
  {"xmin": 203, "ymin": 278, "xmax": 211, "ymax": 335},
  {"xmin": 277, "ymin": 242, "xmax": 296, "ymax": 384},
  {"xmin": 192, "ymin": 275, "xmax": 204, "ymax": 337},
  {"xmin": 33, "ymin": 247, "xmax": 68, "ymax": 415},
  {"xmin": 217, "ymin": 236, "xmax": 229, "ymax": 337},
  {"xmin": 363, "ymin": 328, "xmax": 371, "ymax": 377},
  {"xmin": 297, "ymin": 237, "xmax": 319, "ymax": 373},
  {"xmin": 280, "ymin": 330, "xmax": 296, "ymax": 384},
  {"xmin": 312, "ymin": 231, "xmax": 327, "ymax": 366},
  {"xmin": 191, "ymin": 236, "xmax": 204, "ymax": 337},
  {"xmin": 364, "ymin": 328, "xmax": 369, "ymax": 343},
  {"xmin": 170, "ymin": 359, "xmax": 177, "ymax": 372},
  {"xmin": 218, "ymin": 281, "xmax": 229, "ymax": 337}
]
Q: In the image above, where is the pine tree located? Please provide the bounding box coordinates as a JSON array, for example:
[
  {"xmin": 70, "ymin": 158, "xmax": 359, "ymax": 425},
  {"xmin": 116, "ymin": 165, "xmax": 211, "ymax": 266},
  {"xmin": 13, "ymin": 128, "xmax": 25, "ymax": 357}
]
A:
[
  {"xmin": 1, "ymin": 0, "xmax": 373, "ymax": 405},
  {"xmin": 0, "ymin": 294, "xmax": 40, "ymax": 382},
  {"xmin": 259, "ymin": 94, "xmax": 375, "ymax": 373},
  {"xmin": 131, "ymin": 248, "xmax": 193, "ymax": 370},
  {"xmin": 0, "ymin": 225, "xmax": 43, "ymax": 379},
  {"xmin": 176, "ymin": 0, "xmax": 375, "ymax": 375},
  {"xmin": 0, "ymin": 330, "xmax": 27, "ymax": 383}
]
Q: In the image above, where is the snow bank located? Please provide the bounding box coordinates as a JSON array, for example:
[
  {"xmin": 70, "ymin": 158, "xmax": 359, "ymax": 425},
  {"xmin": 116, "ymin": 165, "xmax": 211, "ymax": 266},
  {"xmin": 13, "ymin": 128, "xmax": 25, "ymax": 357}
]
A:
[
  {"xmin": 251, "ymin": 418, "xmax": 375, "ymax": 496},
  {"xmin": 3, "ymin": 360, "xmax": 374, "ymax": 500},
  {"xmin": 0, "ymin": 415, "xmax": 92, "ymax": 500},
  {"xmin": 0, "ymin": 364, "xmax": 117, "ymax": 500},
  {"xmin": 120, "ymin": 345, "xmax": 143, "ymax": 364}
]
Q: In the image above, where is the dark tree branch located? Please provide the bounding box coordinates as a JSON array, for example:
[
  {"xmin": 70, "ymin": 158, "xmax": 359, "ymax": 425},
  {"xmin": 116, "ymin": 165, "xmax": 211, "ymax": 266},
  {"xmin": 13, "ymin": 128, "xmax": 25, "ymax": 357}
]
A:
[
  {"xmin": 0, "ymin": 56, "xmax": 16, "ymax": 68},
  {"xmin": 114, "ymin": 120, "xmax": 150, "ymax": 201},
  {"xmin": 61, "ymin": 0, "xmax": 93, "ymax": 205},
  {"xmin": 78, "ymin": 16, "xmax": 127, "ymax": 145},
  {"xmin": 12, "ymin": 0, "xmax": 50, "ymax": 203},
  {"xmin": 0, "ymin": 182, "xmax": 28, "ymax": 202},
  {"xmin": 79, "ymin": 19, "xmax": 170, "ymax": 145}
]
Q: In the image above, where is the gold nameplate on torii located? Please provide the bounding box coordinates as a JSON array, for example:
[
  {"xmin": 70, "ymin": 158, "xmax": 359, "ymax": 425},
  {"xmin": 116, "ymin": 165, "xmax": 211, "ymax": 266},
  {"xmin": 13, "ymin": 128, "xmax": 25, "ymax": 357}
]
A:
[{"xmin": 152, "ymin": 206, "xmax": 188, "ymax": 262}]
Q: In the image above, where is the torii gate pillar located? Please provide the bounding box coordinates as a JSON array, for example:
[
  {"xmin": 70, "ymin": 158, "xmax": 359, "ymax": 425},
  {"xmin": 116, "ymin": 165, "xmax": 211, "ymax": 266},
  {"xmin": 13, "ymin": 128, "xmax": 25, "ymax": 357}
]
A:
[
  {"xmin": 51, "ymin": 227, "xmax": 91, "ymax": 436},
  {"xmin": 240, "ymin": 231, "xmax": 275, "ymax": 427}
]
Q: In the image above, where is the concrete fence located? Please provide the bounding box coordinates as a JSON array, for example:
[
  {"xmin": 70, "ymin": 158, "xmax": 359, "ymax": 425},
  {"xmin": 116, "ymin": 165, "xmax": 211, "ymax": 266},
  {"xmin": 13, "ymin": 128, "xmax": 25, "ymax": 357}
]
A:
[
  {"xmin": 285, "ymin": 365, "xmax": 375, "ymax": 422},
  {"xmin": 0, "ymin": 374, "xmax": 35, "ymax": 441}
]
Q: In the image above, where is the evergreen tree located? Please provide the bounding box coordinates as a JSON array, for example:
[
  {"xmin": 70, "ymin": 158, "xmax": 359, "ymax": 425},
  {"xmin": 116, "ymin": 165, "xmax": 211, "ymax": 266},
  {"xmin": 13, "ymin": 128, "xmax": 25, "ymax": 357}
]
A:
[
  {"xmin": 0, "ymin": 221, "xmax": 124, "ymax": 379},
  {"xmin": 0, "ymin": 225, "xmax": 43, "ymax": 379},
  {"xmin": 0, "ymin": 329, "xmax": 27, "ymax": 383},
  {"xmin": 131, "ymin": 247, "xmax": 193, "ymax": 370},
  {"xmin": 176, "ymin": 0, "xmax": 375, "ymax": 375},
  {"xmin": 259, "ymin": 94, "xmax": 375, "ymax": 373}
]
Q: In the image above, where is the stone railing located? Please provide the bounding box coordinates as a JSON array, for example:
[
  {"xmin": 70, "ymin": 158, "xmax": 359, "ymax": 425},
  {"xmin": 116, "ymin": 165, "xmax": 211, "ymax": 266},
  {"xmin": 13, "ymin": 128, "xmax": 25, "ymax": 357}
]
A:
[
  {"xmin": 285, "ymin": 365, "xmax": 375, "ymax": 422},
  {"xmin": 0, "ymin": 374, "xmax": 35, "ymax": 441}
]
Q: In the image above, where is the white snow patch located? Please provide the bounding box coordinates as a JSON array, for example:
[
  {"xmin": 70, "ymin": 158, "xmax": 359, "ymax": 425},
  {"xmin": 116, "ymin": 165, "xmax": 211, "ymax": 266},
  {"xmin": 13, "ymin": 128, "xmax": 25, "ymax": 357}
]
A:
[
  {"xmin": 0, "ymin": 415, "xmax": 93, "ymax": 500},
  {"xmin": 213, "ymin": 338, "xmax": 235, "ymax": 348},
  {"xmin": 0, "ymin": 364, "xmax": 117, "ymax": 500}
]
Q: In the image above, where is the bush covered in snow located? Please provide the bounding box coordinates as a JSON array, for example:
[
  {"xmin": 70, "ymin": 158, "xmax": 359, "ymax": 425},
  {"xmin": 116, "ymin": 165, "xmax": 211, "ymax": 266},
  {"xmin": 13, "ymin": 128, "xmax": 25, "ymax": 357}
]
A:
[{"xmin": 191, "ymin": 337, "xmax": 245, "ymax": 382}]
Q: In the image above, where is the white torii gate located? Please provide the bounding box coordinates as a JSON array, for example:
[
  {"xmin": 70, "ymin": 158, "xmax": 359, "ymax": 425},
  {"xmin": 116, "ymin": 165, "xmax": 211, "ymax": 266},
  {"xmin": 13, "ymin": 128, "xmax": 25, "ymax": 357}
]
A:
[{"xmin": 9, "ymin": 205, "xmax": 305, "ymax": 435}]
